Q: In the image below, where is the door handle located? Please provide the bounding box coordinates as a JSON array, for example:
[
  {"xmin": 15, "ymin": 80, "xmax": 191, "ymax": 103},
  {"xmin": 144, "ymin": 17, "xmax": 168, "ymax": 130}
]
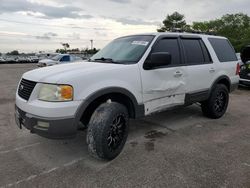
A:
[
  {"xmin": 209, "ymin": 68, "xmax": 215, "ymax": 73},
  {"xmin": 174, "ymin": 71, "xmax": 183, "ymax": 77}
]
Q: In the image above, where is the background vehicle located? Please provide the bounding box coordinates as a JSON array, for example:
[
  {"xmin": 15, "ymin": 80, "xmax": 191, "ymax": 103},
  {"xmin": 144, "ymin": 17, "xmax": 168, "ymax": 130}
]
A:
[
  {"xmin": 0, "ymin": 55, "xmax": 39, "ymax": 64},
  {"xmin": 0, "ymin": 57, "xmax": 6, "ymax": 64},
  {"xmin": 15, "ymin": 33, "xmax": 239, "ymax": 160},
  {"xmin": 236, "ymin": 53, "xmax": 244, "ymax": 66},
  {"xmin": 17, "ymin": 56, "xmax": 29, "ymax": 64},
  {"xmin": 37, "ymin": 54, "xmax": 82, "ymax": 67},
  {"xmin": 36, "ymin": 52, "xmax": 59, "ymax": 60},
  {"xmin": 239, "ymin": 46, "xmax": 250, "ymax": 86},
  {"xmin": 28, "ymin": 56, "xmax": 39, "ymax": 63}
]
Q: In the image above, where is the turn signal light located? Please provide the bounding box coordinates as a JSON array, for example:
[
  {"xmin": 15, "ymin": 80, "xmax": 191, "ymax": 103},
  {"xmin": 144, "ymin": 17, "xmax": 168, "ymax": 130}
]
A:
[{"xmin": 60, "ymin": 85, "xmax": 73, "ymax": 100}]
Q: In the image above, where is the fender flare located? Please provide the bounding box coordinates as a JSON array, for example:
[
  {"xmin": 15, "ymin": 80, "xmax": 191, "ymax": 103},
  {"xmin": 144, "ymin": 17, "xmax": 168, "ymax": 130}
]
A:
[
  {"xmin": 209, "ymin": 75, "xmax": 231, "ymax": 95},
  {"xmin": 73, "ymin": 87, "xmax": 145, "ymax": 128}
]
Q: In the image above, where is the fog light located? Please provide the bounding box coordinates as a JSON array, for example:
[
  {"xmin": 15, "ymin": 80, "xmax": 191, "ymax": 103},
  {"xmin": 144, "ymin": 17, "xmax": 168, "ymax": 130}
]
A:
[{"xmin": 37, "ymin": 121, "xmax": 50, "ymax": 129}]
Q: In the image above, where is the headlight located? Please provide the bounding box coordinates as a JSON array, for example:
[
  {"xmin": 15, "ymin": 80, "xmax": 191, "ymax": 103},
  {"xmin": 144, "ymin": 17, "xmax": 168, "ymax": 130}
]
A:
[{"xmin": 38, "ymin": 84, "xmax": 73, "ymax": 102}]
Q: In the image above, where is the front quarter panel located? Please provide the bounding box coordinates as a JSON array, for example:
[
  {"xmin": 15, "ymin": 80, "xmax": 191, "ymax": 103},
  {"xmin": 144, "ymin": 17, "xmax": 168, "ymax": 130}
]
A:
[{"xmin": 69, "ymin": 64, "xmax": 143, "ymax": 104}]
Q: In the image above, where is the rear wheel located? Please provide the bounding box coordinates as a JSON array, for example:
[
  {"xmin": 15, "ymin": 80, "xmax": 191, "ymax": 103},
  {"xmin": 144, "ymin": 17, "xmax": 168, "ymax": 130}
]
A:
[
  {"xmin": 201, "ymin": 84, "xmax": 229, "ymax": 119},
  {"xmin": 86, "ymin": 102, "xmax": 129, "ymax": 160}
]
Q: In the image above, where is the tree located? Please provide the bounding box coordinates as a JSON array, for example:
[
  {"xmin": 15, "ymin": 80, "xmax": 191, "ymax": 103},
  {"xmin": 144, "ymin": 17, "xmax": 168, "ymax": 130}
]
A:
[
  {"xmin": 157, "ymin": 12, "xmax": 250, "ymax": 51},
  {"xmin": 81, "ymin": 48, "xmax": 99, "ymax": 55},
  {"xmin": 157, "ymin": 12, "xmax": 187, "ymax": 32},
  {"xmin": 192, "ymin": 21, "xmax": 211, "ymax": 32},
  {"xmin": 56, "ymin": 49, "xmax": 67, "ymax": 54},
  {"xmin": 61, "ymin": 43, "xmax": 70, "ymax": 51},
  {"xmin": 191, "ymin": 13, "xmax": 250, "ymax": 52},
  {"xmin": 67, "ymin": 48, "xmax": 80, "ymax": 53},
  {"xmin": 7, "ymin": 50, "xmax": 19, "ymax": 55}
]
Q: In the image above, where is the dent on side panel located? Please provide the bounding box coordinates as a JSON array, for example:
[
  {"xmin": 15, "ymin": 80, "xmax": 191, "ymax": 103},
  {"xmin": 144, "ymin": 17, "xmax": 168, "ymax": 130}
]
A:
[
  {"xmin": 144, "ymin": 94, "xmax": 185, "ymax": 115},
  {"xmin": 145, "ymin": 81, "xmax": 185, "ymax": 95},
  {"xmin": 142, "ymin": 71, "xmax": 187, "ymax": 115}
]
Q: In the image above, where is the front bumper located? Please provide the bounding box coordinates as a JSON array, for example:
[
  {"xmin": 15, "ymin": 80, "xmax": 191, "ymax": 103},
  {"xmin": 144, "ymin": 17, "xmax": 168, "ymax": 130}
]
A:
[
  {"xmin": 15, "ymin": 105, "xmax": 77, "ymax": 139},
  {"xmin": 239, "ymin": 78, "xmax": 250, "ymax": 86}
]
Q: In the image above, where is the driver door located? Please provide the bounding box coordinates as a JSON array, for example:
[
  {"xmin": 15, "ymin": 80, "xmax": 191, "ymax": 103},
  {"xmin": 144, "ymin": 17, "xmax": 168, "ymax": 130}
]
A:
[{"xmin": 141, "ymin": 37, "xmax": 187, "ymax": 115}]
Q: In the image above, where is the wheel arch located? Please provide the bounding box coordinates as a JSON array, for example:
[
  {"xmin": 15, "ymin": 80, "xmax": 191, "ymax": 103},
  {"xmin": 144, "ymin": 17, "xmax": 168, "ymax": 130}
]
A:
[
  {"xmin": 74, "ymin": 87, "xmax": 144, "ymax": 127},
  {"xmin": 210, "ymin": 75, "xmax": 231, "ymax": 94}
]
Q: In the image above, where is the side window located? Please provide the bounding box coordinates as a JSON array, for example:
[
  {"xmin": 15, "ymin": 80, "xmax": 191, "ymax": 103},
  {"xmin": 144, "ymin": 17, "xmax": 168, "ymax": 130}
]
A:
[
  {"xmin": 60, "ymin": 55, "xmax": 70, "ymax": 62},
  {"xmin": 200, "ymin": 40, "xmax": 212, "ymax": 63},
  {"xmin": 208, "ymin": 38, "xmax": 237, "ymax": 62},
  {"xmin": 151, "ymin": 38, "xmax": 181, "ymax": 65},
  {"xmin": 181, "ymin": 39, "xmax": 205, "ymax": 65}
]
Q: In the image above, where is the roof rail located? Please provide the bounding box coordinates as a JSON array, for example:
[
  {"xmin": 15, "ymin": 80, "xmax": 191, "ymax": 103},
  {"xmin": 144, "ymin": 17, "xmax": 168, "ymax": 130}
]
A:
[
  {"xmin": 168, "ymin": 29, "xmax": 217, "ymax": 36},
  {"xmin": 185, "ymin": 30, "xmax": 217, "ymax": 36}
]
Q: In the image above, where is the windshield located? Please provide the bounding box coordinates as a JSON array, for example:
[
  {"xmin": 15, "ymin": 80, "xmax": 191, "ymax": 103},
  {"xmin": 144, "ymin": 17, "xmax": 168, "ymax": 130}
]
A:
[
  {"xmin": 90, "ymin": 35, "xmax": 154, "ymax": 64},
  {"xmin": 52, "ymin": 54, "xmax": 63, "ymax": 61}
]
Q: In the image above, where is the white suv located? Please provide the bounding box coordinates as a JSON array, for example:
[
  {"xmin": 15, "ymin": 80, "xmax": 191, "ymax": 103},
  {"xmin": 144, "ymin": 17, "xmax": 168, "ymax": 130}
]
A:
[{"xmin": 15, "ymin": 33, "xmax": 239, "ymax": 160}]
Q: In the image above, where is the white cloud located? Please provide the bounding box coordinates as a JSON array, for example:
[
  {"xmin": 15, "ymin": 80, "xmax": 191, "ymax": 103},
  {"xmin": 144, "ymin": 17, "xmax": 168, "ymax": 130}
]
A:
[
  {"xmin": 0, "ymin": 0, "xmax": 249, "ymax": 52},
  {"xmin": 0, "ymin": 31, "xmax": 27, "ymax": 36}
]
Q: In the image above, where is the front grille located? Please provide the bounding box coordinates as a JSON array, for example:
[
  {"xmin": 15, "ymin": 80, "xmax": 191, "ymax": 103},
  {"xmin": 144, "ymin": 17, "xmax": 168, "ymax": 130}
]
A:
[{"xmin": 18, "ymin": 79, "xmax": 37, "ymax": 101}]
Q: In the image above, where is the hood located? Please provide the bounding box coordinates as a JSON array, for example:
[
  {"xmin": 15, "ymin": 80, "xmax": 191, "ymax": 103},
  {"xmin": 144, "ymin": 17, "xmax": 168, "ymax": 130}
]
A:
[{"xmin": 23, "ymin": 61, "xmax": 125, "ymax": 83}]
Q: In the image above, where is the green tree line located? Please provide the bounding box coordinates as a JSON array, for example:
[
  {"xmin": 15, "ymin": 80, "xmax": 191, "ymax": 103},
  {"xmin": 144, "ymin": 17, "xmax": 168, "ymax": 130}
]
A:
[
  {"xmin": 56, "ymin": 43, "xmax": 99, "ymax": 54},
  {"xmin": 158, "ymin": 12, "xmax": 250, "ymax": 52}
]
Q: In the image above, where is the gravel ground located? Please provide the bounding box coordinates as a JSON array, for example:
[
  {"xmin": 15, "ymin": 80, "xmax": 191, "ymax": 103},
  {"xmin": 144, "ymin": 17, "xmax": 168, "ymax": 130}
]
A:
[{"xmin": 0, "ymin": 64, "xmax": 250, "ymax": 188}]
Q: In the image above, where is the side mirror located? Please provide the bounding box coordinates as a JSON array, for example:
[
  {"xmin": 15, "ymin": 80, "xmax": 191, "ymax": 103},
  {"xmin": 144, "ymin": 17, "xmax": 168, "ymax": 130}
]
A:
[{"xmin": 145, "ymin": 52, "xmax": 172, "ymax": 70}]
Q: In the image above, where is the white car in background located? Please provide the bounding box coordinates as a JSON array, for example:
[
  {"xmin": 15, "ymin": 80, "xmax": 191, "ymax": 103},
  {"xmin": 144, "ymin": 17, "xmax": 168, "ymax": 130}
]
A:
[
  {"xmin": 28, "ymin": 56, "xmax": 39, "ymax": 63},
  {"xmin": 36, "ymin": 52, "xmax": 59, "ymax": 60},
  {"xmin": 37, "ymin": 54, "xmax": 82, "ymax": 67},
  {"xmin": 0, "ymin": 57, "xmax": 6, "ymax": 63}
]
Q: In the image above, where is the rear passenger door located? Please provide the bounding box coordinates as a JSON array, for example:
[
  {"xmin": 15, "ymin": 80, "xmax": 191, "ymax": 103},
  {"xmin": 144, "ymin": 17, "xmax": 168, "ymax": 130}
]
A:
[{"xmin": 181, "ymin": 36, "xmax": 215, "ymax": 98}]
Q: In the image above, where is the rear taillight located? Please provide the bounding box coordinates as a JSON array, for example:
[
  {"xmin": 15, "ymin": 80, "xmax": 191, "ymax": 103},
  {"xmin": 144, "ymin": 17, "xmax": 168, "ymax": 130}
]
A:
[{"xmin": 236, "ymin": 63, "xmax": 240, "ymax": 75}]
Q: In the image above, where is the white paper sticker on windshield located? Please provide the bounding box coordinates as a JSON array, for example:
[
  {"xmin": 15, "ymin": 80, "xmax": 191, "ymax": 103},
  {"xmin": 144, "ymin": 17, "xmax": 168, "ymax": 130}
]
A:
[{"xmin": 131, "ymin": 41, "xmax": 149, "ymax": 46}]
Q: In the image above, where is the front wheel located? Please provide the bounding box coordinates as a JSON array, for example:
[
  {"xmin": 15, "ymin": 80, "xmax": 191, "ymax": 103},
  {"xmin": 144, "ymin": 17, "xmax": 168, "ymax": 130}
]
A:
[
  {"xmin": 87, "ymin": 102, "xmax": 129, "ymax": 160},
  {"xmin": 201, "ymin": 84, "xmax": 229, "ymax": 119}
]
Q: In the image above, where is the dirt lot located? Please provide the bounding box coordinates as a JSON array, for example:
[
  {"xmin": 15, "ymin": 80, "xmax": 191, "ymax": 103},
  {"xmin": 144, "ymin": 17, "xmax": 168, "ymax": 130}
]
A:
[{"xmin": 0, "ymin": 64, "xmax": 250, "ymax": 188}]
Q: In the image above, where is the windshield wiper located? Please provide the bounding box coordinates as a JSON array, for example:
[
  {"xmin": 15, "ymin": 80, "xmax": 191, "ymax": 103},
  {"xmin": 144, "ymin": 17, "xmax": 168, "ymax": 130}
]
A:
[{"xmin": 93, "ymin": 57, "xmax": 120, "ymax": 64}]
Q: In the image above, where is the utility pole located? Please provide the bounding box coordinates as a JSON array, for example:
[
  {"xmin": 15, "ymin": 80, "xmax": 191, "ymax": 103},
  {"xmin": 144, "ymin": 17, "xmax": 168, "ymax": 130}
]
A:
[{"xmin": 90, "ymin": 40, "xmax": 93, "ymax": 50}]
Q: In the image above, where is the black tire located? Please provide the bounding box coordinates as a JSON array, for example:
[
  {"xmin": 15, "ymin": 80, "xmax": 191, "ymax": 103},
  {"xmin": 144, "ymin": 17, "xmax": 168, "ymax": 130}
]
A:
[
  {"xmin": 201, "ymin": 84, "xmax": 229, "ymax": 119},
  {"xmin": 86, "ymin": 102, "xmax": 129, "ymax": 160}
]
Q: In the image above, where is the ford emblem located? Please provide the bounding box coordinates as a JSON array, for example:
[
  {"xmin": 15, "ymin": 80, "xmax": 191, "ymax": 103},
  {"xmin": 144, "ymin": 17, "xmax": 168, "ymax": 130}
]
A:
[{"xmin": 20, "ymin": 85, "xmax": 24, "ymax": 90}]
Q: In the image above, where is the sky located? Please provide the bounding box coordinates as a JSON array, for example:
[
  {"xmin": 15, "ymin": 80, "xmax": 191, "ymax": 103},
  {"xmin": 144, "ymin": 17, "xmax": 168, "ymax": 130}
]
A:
[{"xmin": 0, "ymin": 0, "xmax": 249, "ymax": 53}]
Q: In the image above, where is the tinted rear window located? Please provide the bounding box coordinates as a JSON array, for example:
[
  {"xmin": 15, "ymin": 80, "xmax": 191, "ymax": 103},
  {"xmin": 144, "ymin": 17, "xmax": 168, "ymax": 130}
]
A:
[
  {"xmin": 208, "ymin": 38, "xmax": 237, "ymax": 62},
  {"xmin": 182, "ymin": 39, "xmax": 205, "ymax": 64}
]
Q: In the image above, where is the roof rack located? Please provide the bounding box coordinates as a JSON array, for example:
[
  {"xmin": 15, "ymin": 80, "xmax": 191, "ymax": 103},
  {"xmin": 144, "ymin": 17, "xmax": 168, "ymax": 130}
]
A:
[{"xmin": 169, "ymin": 28, "xmax": 217, "ymax": 36}]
